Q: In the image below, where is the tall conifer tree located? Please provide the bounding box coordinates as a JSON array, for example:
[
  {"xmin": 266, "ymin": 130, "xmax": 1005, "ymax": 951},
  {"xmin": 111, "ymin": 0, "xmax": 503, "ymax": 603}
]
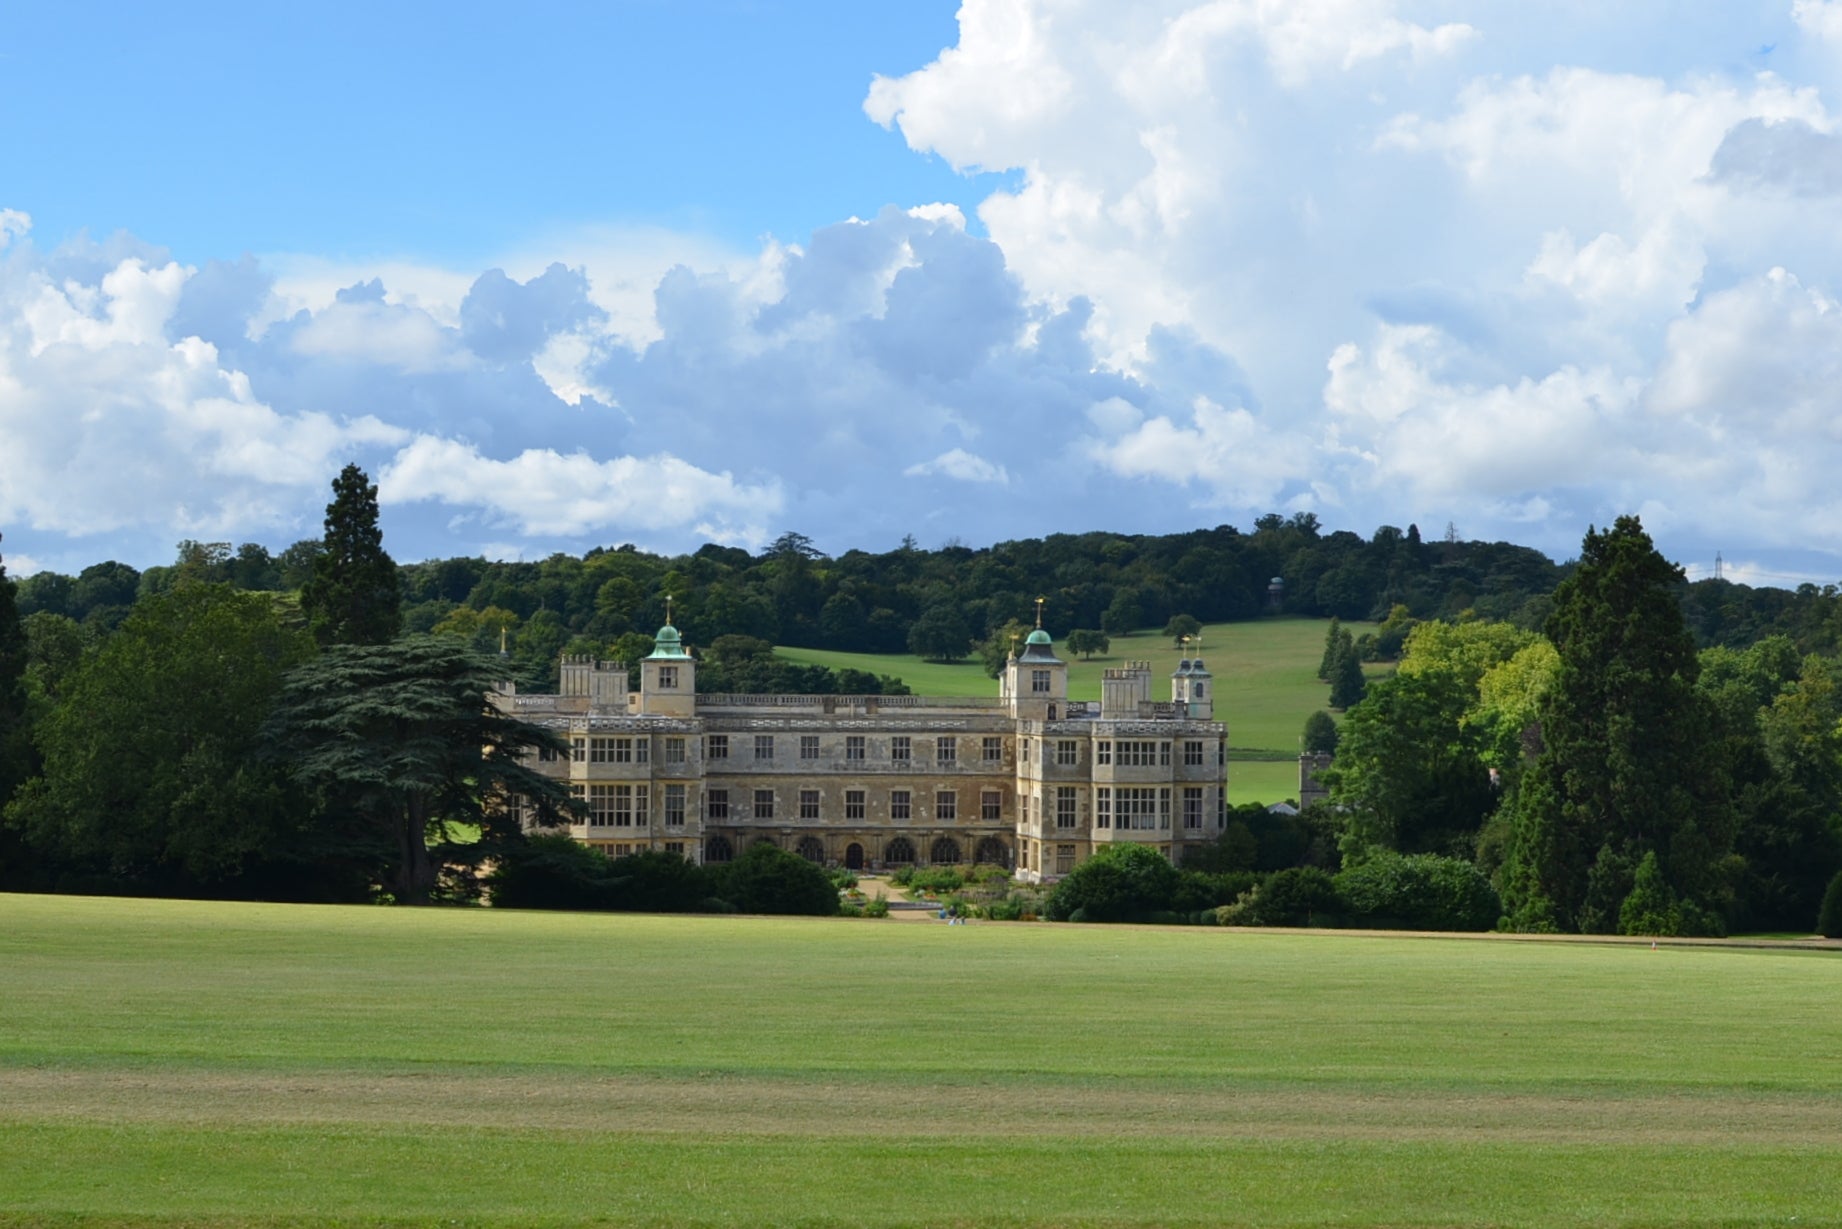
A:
[
  {"xmin": 301, "ymin": 465, "xmax": 401, "ymax": 646},
  {"xmin": 1500, "ymin": 516, "xmax": 1734, "ymax": 934}
]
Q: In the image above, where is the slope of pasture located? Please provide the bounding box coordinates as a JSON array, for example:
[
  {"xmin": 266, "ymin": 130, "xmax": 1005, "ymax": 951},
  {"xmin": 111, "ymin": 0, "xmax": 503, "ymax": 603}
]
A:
[{"xmin": 4, "ymin": 894, "xmax": 1839, "ymax": 1228}]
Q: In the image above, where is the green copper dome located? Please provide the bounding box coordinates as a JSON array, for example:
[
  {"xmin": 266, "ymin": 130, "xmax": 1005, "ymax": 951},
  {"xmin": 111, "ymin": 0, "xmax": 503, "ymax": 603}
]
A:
[
  {"xmin": 1025, "ymin": 628, "xmax": 1052, "ymax": 646},
  {"xmin": 646, "ymin": 623, "xmax": 689, "ymax": 659}
]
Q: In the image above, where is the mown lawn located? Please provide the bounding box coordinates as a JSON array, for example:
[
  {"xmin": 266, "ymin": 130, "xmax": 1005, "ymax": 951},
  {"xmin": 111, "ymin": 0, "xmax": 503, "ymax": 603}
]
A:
[
  {"xmin": 3, "ymin": 894, "xmax": 1839, "ymax": 1227},
  {"xmin": 778, "ymin": 617, "xmax": 1381, "ymax": 802}
]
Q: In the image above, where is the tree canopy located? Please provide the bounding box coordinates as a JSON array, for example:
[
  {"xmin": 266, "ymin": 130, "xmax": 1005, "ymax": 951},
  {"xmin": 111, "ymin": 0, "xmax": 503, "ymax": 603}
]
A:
[
  {"xmin": 1500, "ymin": 517, "xmax": 1734, "ymax": 934},
  {"xmin": 5, "ymin": 583, "xmax": 315, "ymax": 889},
  {"xmin": 265, "ymin": 635, "xmax": 575, "ymax": 903},
  {"xmin": 301, "ymin": 464, "xmax": 401, "ymax": 646}
]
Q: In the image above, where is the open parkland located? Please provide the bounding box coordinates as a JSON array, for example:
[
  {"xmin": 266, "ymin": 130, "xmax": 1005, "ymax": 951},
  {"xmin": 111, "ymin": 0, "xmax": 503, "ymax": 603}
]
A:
[{"xmin": 2, "ymin": 892, "xmax": 1839, "ymax": 1228}]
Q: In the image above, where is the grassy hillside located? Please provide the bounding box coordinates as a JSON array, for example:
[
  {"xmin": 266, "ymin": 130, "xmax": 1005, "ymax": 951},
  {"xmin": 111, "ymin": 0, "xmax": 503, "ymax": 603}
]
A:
[
  {"xmin": 779, "ymin": 617, "xmax": 1380, "ymax": 802},
  {"xmin": 3, "ymin": 894, "xmax": 1838, "ymax": 1228}
]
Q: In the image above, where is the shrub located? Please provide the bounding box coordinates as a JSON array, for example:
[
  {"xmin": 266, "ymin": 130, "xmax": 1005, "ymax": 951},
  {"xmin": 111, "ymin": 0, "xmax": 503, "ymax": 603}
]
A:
[
  {"xmin": 710, "ymin": 842, "xmax": 840, "ymax": 916},
  {"xmin": 1046, "ymin": 843, "xmax": 1181, "ymax": 922},
  {"xmin": 1335, "ymin": 852, "xmax": 1501, "ymax": 932},
  {"xmin": 1225, "ymin": 867, "xmax": 1341, "ymax": 927},
  {"xmin": 1817, "ymin": 870, "xmax": 1842, "ymax": 938},
  {"xmin": 1617, "ymin": 851, "xmax": 1680, "ymax": 937},
  {"xmin": 864, "ymin": 893, "xmax": 890, "ymax": 919},
  {"xmin": 487, "ymin": 836, "xmax": 712, "ymax": 913},
  {"xmin": 1170, "ymin": 869, "xmax": 1259, "ymax": 912},
  {"xmin": 906, "ymin": 867, "xmax": 966, "ymax": 894}
]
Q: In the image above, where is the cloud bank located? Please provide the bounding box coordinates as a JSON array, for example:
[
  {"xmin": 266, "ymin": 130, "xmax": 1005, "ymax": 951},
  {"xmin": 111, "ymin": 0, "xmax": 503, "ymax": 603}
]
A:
[{"xmin": 6, "ymin": 2, "xmax": 1842, "ymax": 581}]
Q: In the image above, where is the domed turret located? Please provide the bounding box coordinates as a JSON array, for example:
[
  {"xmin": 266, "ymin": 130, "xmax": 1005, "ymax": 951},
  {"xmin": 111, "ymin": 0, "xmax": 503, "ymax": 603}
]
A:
[
  {"xmin": 1003, "ymin": 598, "xmax": 1068, "ymax": 717},
  {"xmin": 1173, "ymin": 655, "xmax": 1213, "ymax": 718},
  {"xmin": 638, "ymin": 597, "xmax": 695, "ymax": 715}
]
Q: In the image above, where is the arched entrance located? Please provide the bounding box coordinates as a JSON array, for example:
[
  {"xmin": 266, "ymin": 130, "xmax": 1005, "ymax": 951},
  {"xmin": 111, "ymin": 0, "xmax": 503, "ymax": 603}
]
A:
[
  {"xmin": 974, "ymin": 836, "xmax": 1010, "ymax": 868},
  {"xmin": 796, "ymin": 836, "xmax": 825, "ymax": 863},
  {"xmin": 884, "ymin": 836, "xmax": 916, "ymax": 865},
  {"xmin": 930, "ymin": 837, "xmax": 962, "ymax": 865},
  {"xmin": 844, "ymin": 843, "xmax": 864, "ymax": 870},
  {"xmin": 705, "ymin": 836, "xmax": 734, "ymax": 863}
]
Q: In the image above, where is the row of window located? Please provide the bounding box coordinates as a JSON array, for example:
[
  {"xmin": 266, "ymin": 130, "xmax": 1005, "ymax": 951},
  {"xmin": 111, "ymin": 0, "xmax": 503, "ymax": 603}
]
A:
[
  {"xmin": 549, "ymin": 734, "xmax": 1227, "ymax": 769},
  {"xmin": 706, "ymin": 787, "xmax": 1008, "ymax": 822},
  {"xmin": 572, "ymin": 783, "xmax": 1209, "ymax": 832},
  {"xmin": 573, "ymin": 783, "xmax": 687, "ymax": 828},
  {"xmin": 1089, "ymin": 786, "xmax": 1209, "ymax": 830}
]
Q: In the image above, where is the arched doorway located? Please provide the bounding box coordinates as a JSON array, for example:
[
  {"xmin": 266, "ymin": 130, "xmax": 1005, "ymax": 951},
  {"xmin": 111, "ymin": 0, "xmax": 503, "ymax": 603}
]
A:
[
  {"xmin": 844, "ymin": 843, "xmax": 864, "ymax": 870},
  {"xmin": 974, "ymin": 836, "xmax": 1010, "ymax": 868},
  {"xmin": 796, "ymin": 836, "xmax": 825, "ymax": 863},
  {"xmin": 930, "ymin": 837, "xmax": 962, "ymax": 865},
  {"xmin": 884, "ymin": 836, "xmax": 916, "ymax": 865},
  {"xmin": 705, "ymin": 836, "xmax": 734, "ymax": 863}
]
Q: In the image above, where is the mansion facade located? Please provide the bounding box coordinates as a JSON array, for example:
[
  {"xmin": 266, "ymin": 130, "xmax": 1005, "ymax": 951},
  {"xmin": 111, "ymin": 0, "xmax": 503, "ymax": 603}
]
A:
[{"xmin": 497, "ymin": 621, "xmax": 1229, "ymax": 882}]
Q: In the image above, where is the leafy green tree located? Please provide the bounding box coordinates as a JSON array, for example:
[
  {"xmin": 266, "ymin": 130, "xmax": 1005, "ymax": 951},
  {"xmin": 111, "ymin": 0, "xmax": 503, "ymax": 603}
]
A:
[
  {"xmin": 1045, "ymin": 843, "xmax": 1181, "ymax": 921},
  {"xmin": 1397, "ymin": 620, "xmax": 1539, "ymax": 692},
  {"xmin": 1065, "ymin": 628, "xmax": 1110, "ymax": 660},
  {"xmin": 611, "ymin": 631, "xmax": 656, "ymax": 664},
  {"xmin": 1322, "ymin": 670, "xmax": 1493, "ymax": 860},
  {"xmin": 1705, "ymin": 645, "xmax": 1841, "ymax": 931},
  {"xmin": 5, "ymin": 584, "xmax": 315, "ymax": 887},
  {"xmin": 265, "ymin": 635, "xmax": 575, "ymax": 903},
  {"xmin": 20, "ymin": 612, "xmax": 85, "ymax": 706},
  {"xmin": 906, "ymin": 604, "xmax": 972, "ymax": 661},
  {"xmin": 1164, "ymin": 613, "xmax": 1202, "ymax": 647},
  {"xmin": 1318, "ymin": 618, "xmax": 1344, "ymax": 680},
  {"xmin": 1500, "ymin": 517, "xmax": 1736, "ymax": 934},
  {"xmin": 1327, "ymin": 628, "xmax": 1366, "ymax": 710},
  {"xmin": 1101, "ymin": 588, "xmax": 1143, "ymax": 637},
  {"xmin": 1466, "ymin": 639, "xmax": 1559, "ymax": 792},
  {"xmin": 1301, "ymin": 710, "xmax": 1339, "ymax": 755},
  {"xmin": 1371, "ymin": 604, "xmax": 1418, "ymax": 660},
  {"xmin": 1617, "ymin": 850, "xmax": 1682, "ymax": 936},
  {"xmin": 1818, "ymin": 870, "xmax": 1842, "ymax": 938},
  {"xmin": 300, "ymin": 464, "xmax": 401, "ymax": 646},
  {"xmin": 710, "ymin": 841, "xmax": 839, "ymax": 915}
]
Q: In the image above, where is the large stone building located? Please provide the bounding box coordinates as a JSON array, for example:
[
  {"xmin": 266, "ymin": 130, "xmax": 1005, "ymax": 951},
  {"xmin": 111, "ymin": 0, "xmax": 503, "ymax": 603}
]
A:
[{"xmin": 497, "ymin": 617, "xmax": 1229, "ymax": 881}]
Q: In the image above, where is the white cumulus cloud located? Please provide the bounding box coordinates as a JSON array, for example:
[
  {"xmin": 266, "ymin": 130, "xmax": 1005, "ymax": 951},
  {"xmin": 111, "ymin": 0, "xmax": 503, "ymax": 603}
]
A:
[
  {"xmin": 905, "ymin": 448, "xmax": 1011, "ymax": 484},
  {"xmin": 377, "ymin": 436, "xmax": 783, "ymax": 542}
]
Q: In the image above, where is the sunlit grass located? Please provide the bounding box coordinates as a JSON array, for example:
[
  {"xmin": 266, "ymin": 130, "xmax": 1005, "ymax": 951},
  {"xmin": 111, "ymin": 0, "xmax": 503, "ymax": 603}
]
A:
[{"xmin": 3, "ymin": 893, "xmax": 1838, "ymax": 1227}]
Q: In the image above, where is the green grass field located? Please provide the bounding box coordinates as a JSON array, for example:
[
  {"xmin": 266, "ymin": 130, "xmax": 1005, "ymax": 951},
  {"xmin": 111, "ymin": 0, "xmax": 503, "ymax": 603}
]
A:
[
  {"xmin": 4, "ymin": 894, "xmax": 1839, "ymax": 1228},
  {"xmin": 779, "ymin": 618, "xmax": 1380, "ymax": 804}
]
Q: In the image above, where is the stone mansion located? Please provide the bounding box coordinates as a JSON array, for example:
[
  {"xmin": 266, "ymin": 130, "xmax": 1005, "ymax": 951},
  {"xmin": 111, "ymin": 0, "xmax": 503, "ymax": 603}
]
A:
[{"xmin": 496, "ymin": 618, "xmax": 1229, "ymax": 882}]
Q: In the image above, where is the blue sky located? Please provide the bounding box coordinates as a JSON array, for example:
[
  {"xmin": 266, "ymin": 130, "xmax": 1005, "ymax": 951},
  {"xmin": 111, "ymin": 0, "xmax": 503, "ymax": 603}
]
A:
[{"xmin": 5, "ymin": 1, "xmax": 1842, "ymax": 587}]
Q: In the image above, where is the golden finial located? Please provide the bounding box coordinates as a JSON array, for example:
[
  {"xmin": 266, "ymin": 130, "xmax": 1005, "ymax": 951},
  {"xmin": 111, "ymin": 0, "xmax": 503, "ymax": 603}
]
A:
[
  {"xmin": 499, "ymin": 624, "xmax": 508, "ymax": 655},
  {"xmin": 664, "ymin": 594, "xmax": 673, "ymax": 626},
  {"xmin": 1034, "ymin": 596, "xmax": 1045, "ymax": 629},
  {"xmin": 1010, "ymin": 631, "xmax": 1021, "ymax": 660}
]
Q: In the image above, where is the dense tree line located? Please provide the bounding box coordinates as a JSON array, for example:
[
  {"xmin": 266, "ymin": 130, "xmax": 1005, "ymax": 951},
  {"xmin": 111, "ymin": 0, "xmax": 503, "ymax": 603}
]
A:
[
  {"xmin": 1314, "ymin": 518, "xmax": 1842, "ymax": 937},
  {"xmin": 21, "ymin": 515, "xmax": 1842, "ymax": 697},
  {"xmin": 10, "ymin": 485, "xmax": 1842, "ymax": 927}
]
